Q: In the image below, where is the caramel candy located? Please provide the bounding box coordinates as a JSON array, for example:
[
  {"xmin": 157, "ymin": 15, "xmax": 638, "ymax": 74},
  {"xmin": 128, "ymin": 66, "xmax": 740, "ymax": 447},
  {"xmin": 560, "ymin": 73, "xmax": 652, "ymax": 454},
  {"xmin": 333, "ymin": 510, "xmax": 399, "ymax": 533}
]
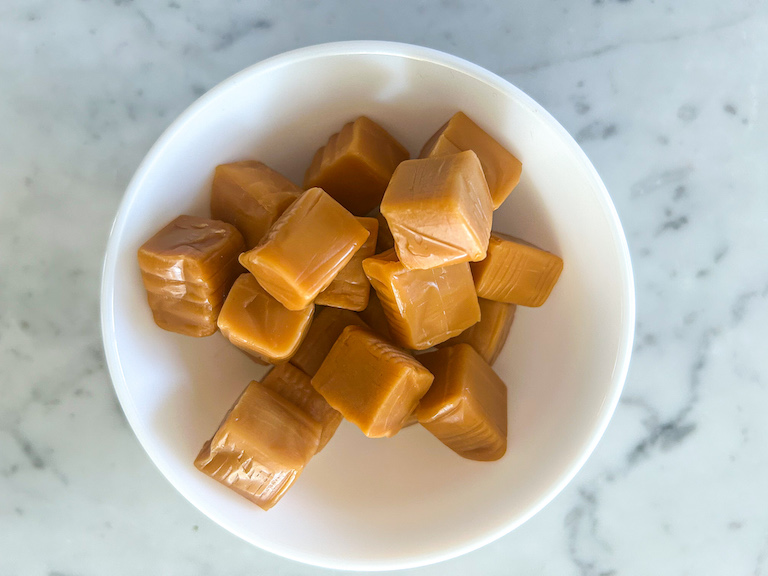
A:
[
  {"xmin": 380, "ymin": 151, "xmax": 493, "ymax": 270},
  {"xmin": 211, "ymin": 161, "xmax": 301, "ymax": 249},
  {"xmin": 195, "ymin": 381, "xmax": 321, "ymax": 510},
  {"xmin": 357, "ymin": 290, "xmax": 393, "ymax": 342},
  {"xmin": 416, "ymin": 344, "xmax": 507, "ymax": 461},
  {"xmin": 138, "ymin": 215, "xmax": 245, "ymax": 337},
  {"xmin": 217, "ymin": 273, "xmax": 314, "ymax": 363},
  {"xmin": 372, "ymin": 209, "xmax": 395, "ymax": 253},
  {"xmin": 261, "ymin": 363, "xmax": 342, "ymax": 452},
  {"xmin": 290, "ymin": 307, "xmax": 368, "ymax": 377},
  {"xmin": 239, "ymin": 188, "xmax": 370, "ymax": 310},
  {"xmin": 312, "ymin": 325, "xmax": 433, "ymax": 438},
  {"xmin": 420, "ymin": 111, "xmax": 522, "ymax": 210},
  {"xmin": 471, "ymin": 232, "xmax": 564, "ymax": 307},
  {"xmin": 315, "ymin": 217, "xmax": 378, "ymax": 311},
  {"xmin": 439, "ymin": 298, "xmax": 516, "ymax": 365},
  {"xmin": 304, "ymin": 117, "xmax": 410, "ymax": 216},
  {"xmin": 362, "ymin": 249, "xmax": 480, "ymax": 350}
]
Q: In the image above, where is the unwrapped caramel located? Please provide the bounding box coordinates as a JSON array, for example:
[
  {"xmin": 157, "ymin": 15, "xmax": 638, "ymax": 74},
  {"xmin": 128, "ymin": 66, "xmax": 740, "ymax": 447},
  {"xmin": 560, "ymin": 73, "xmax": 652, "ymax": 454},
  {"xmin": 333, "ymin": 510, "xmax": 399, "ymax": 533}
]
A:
[
  {"xmin": 261, "ymin": 363, "xmax": 342, "ymax": 452},
  {"xmin": 420, "ymin": 111, "xmax": 522, "ymax": 210},
  {"xmin": 472, "ymin": 232, "xmax": 563, "ymax": 307},
  {"xmin": 311, "ymin": 325, "xmax": 433, "ymax": 438},
  {"xmin": 304, "ymin": 116, "xmax": 410, "ymax": 216},
  {"xmin": 290, "ymin": 307, "xmax": 368, "ymax": 377},
  {"xmin": 315, "ymin": 217, "xmax": 379, "ymax": 311},
  {"xmin": 439, "ymin": 298, "xmax": 516, "ymax": 365},
  {"xmin": 362, "ymin": 249, "xmax": 480, "ymax": 350},
  {"xmin": 217, "ymin": 273, "xmax": 314, "ymax": 363},
  {"xmin": 137, "ymin": 215, "xmax": 244, "ymax": 337},
  {"xmin": 239, "ymin": 187, "xmax": 370, "ymax": 310},
  {"xmin": 211, "ymin": 161, "xmax": 301, "ymax": 248},
  {"xmin": 416, "ymin": 344, "xmax": 507, "ymax": 461},
  {"xmin": 195, "ymin": 380, "xmax": 321, "ymax": 510},
  {"xmin": 380, "ymin": 151, "xmax": 493, "ymax": 270}
]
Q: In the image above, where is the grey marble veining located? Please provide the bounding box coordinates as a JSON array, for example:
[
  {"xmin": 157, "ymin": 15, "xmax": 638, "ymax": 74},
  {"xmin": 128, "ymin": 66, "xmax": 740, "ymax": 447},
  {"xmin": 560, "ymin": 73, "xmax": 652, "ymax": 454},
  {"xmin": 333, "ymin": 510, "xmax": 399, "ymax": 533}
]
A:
[{"xmin": 1, "ymin": 1, "xmax": 767, "ymax": 574}]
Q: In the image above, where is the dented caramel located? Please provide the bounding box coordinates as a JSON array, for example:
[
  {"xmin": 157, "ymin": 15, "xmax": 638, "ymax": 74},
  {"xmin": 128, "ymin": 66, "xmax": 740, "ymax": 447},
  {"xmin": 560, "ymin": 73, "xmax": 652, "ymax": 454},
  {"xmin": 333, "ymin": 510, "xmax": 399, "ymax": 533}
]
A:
[
  {"xmin": 261, "ymin": 363, "xmax": 342, "ymax": 452},
  {"xmin": 362, "ymin": 249, "xmax": 480, "ymax": 350},
  {"xmin": 137, "ymin": 215, "xmax": 244, "ymax": 337},
  {"xmin": 211, "ymin": 161, "xmax": 301, "ymax": 249},
  {"xmin": 380, "ymin": 151, "xmax": 493, "ymax": 270},
  {"xmin": 195, "ymin": 381, "xmax": 321, "ymax": 510},
  {"xmin": 471, "ymin": 232, "xmax": 563, "ymax": 307},
  {"xmin": 311, "ymin": 325, "xmax": 433, "ymax": 438},
  {"xmin": 239, "ymin": 188, "xmax": 370, "ymax": 310},
  {"xmin": 290, "ymin": 307, "xmax": 368, "ymax": 377},
  {"xmin": 440, "ymin": 298, "xmax": 516, "ymax": 365},
  {"xmin": 304, "ymin": 117, "xmax": 410, "ymax": 216},
  {"xmin": 420, "ymin": 111, "xmax": 522, "ymax": 210},
  {"xmin": 315, "ymin": 217, "xmax": 379, "ymax": 311},
  {"xmin": 417, "ymin": 344, "xmax": 507, "ymax": 461},
  {"xmin": 217, "ymin": 273, "xmax": 314, "ymax": 363}
]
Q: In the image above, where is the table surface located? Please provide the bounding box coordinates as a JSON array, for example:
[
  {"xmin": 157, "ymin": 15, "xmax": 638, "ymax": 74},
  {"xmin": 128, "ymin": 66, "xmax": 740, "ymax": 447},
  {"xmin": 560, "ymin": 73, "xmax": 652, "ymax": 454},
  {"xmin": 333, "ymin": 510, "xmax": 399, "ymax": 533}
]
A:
[{"xmin": 2, "ymin": 1, "xmax": 767, "ymax": 574}]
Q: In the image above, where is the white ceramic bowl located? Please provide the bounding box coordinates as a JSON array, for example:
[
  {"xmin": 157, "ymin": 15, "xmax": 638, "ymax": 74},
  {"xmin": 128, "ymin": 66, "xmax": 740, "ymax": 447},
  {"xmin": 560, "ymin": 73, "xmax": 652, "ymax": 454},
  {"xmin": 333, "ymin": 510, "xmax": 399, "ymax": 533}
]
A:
[{"xmin": 101, "ymin": 41, "xmax": 634, "ymax": 571}]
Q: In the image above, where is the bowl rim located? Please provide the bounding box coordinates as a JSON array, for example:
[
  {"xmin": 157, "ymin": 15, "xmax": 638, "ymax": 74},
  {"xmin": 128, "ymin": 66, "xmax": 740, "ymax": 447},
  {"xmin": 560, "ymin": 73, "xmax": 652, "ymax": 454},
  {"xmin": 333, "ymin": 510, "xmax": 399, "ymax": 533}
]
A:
[{"xmin": 100, "ymin": 40, "xmax": 636, "ymax": 571}]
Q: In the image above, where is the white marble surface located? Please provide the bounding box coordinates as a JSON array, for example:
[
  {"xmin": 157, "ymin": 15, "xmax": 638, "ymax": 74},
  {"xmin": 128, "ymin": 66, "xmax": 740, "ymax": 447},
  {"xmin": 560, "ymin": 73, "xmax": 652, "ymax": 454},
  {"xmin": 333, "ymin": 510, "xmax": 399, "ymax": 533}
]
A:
[{"xmin": 1, "ymin": 1, "xmax": 767, "ymax": 574}]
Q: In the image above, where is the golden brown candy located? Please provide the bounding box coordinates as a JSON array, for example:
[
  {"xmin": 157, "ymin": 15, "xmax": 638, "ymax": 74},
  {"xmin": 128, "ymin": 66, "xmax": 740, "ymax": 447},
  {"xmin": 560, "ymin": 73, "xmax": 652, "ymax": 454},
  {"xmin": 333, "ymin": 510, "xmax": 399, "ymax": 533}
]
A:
[
  {"xmin": 357, "ymin": 290, "xmax": 393, "ymax": 342},
  {"xmin": 362, "ymin": 249, "xmax": 480, "ymax": 350},
  {"xmin": 137, "ymin": 215, "xmax": 245, "ymax": 337},
  {"xmin": 194, "ymin": 381, "xmax": 321, "ymax": 510},
  {"xmin": 239, "ymin": 188, "xmax": 370, "ymax": 310},
  {"xmin": 420, "ymin": 111, "xmax": 522, "ymax": 210},
  {"xmin": 380, "ymin": 151, "xmax": 493, "ymax": 270},
  {"xmin": 439, "ymin": 298, "xmax": 516, "ymax": 365},
  {"xmin": 416, "ymin": 344, "xmax": 507, "ymax": 461},
  {"xmin": 471, "ymin": 232, "xmax": 564, "ymax": 307},
  {"xmin": 210, "ymin": 161, "xmax": 301, "ymax": 249},
  {"xmin": 290, "ymin": 307, "xmax": 368, "ymax": 377},
  {"xmin": 311, "ymin": 325, "xmax": 433, "ymax": 438},
  {"xmin": 304, "ymin": 116, "xmax": 410, "ymax": 216},
  {"xmin": 217, "ymin": 273, "xmax": 314, "ymax": 363},
  {"xmin": 261, "ymin": 363, "xmax": 342, "ymax": 452},
  {"xmin": 315, "ymin": 217, "xmax": 379, "ymax": 311}
]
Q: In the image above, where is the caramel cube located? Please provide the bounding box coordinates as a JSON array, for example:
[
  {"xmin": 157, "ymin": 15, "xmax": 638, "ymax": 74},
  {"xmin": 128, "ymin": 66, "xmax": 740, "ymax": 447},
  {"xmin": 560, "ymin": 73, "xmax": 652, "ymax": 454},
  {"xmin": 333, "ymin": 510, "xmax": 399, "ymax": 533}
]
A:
[
  {"xmin": 239, "ymin": 188, "xmax": 370, "ymax": 310},
  {"xmin": 420, "ymin": 111, "xmax": 522, "ymax": 210},
  {"xmin": 137, "ymin": 215, "xmax": 245, "ymax": 337},
  {"xmin": 357, "ymin": 290, "xmax": 393, "ymax": 342},
  {"xmin": 303, "ymin": 116, "xmax": 410, "ymax": 216},
  {"xmin": 471, "ymin": 232, "xmax": 564, "ymax": 307},
  {"xmin": 380, "ymin": 151, "xmax": 493, "ymax": 270},
  {"xmin": 261, "ymin": 363, "xmax": 342, "ymax": 452},
  {"xmin": 195, "ymin": 381, "xmax": 321, "ymax": 510},
  {"xmin": 217, "ymin": 273, "xmax": 314, "ymax": 363},
  {"xmin": 416, "ymin": 344, "xmax": 507, "ymax": 461},
  {"xmin": 315, "ymin": 217, "xmax": 378, "ymax": 311},
  {"xmin": 362, "ymin": 249, "xmax": 480, "ymax": 350},
  {"xmin": 311, "ymin": 326, "xmax": 433, "ymax": 438},
  {"xmin": 439, "ymin": 298, "xmax": 516, "ymax": 365},
  {"xmin": 211, "ymin": 161, "xmax": 301, "ymax": 249},
  {"xmin": 290, "ymin": 307, "xmax": 368, "ymax": 377}
]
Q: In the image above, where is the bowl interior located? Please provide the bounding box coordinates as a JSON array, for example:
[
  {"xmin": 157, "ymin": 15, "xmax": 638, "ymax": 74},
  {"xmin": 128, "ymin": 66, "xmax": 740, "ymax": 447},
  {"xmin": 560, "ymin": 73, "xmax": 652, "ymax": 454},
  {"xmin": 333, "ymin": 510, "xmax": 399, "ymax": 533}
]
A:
[{"xmin": 102, "ymin": 43, "xmax": 633, "ymax": 571}]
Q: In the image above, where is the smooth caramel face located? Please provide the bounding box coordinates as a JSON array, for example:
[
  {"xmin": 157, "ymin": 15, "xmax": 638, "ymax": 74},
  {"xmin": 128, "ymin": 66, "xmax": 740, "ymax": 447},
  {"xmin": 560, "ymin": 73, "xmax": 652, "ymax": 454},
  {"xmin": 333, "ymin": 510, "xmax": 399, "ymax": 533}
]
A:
[
  {"xmin": 420, "ymin": 111, "xmax": 522, "ymax": 210},
  {"xmin": 380, "ymin": 150, "xmax": 493, "ymax": 270},
  {"xmin": 416, "ymin": 344, "xmax": 508, "ymax": 461},
  {"xmin": 239, "ymin": 188, "xmax": 370, "ymax": 310},
  {"xmin": 195, "ymin": 381, "xmax": 321, "ymax": 510},
  {"xmin": 471, "ymin": 232, "xmax": 564, "ymax": 307},
  {"xmin": 315, "ymin": 217, "xmax": 379, "ymax": 311},
  {"xmin": 137, "ymin": 215, "xmax": 245, "ymax": 337},
  {"xmin": 217, "ymin": 273, "xmax": 315, "ymax": 363},
  {"xmin": 211, "ymin": 161, "xmax": 301, "ymax": 249},
  {"xmin": 304, "ymin": 116, "xmax": 410, "ymax": 216},
  {"xmin": 311, "ymin": 325, "xmax": 434, "ymax": 438},
  {"xmin": 362, "ymin": 249, "xmax": 480, "ymax": 350},
  {"xmin": 439, "ymin": 298, "xmax": 516, "ymax": 365}
]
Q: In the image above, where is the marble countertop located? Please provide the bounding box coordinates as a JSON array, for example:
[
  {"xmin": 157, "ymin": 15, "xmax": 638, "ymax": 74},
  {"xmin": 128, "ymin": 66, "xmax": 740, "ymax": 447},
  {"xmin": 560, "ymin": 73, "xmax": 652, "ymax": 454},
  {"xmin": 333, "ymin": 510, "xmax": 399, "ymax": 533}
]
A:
[{"xmin": 2, "ymin": 1, "xmax": 767, "ymax": 574}]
